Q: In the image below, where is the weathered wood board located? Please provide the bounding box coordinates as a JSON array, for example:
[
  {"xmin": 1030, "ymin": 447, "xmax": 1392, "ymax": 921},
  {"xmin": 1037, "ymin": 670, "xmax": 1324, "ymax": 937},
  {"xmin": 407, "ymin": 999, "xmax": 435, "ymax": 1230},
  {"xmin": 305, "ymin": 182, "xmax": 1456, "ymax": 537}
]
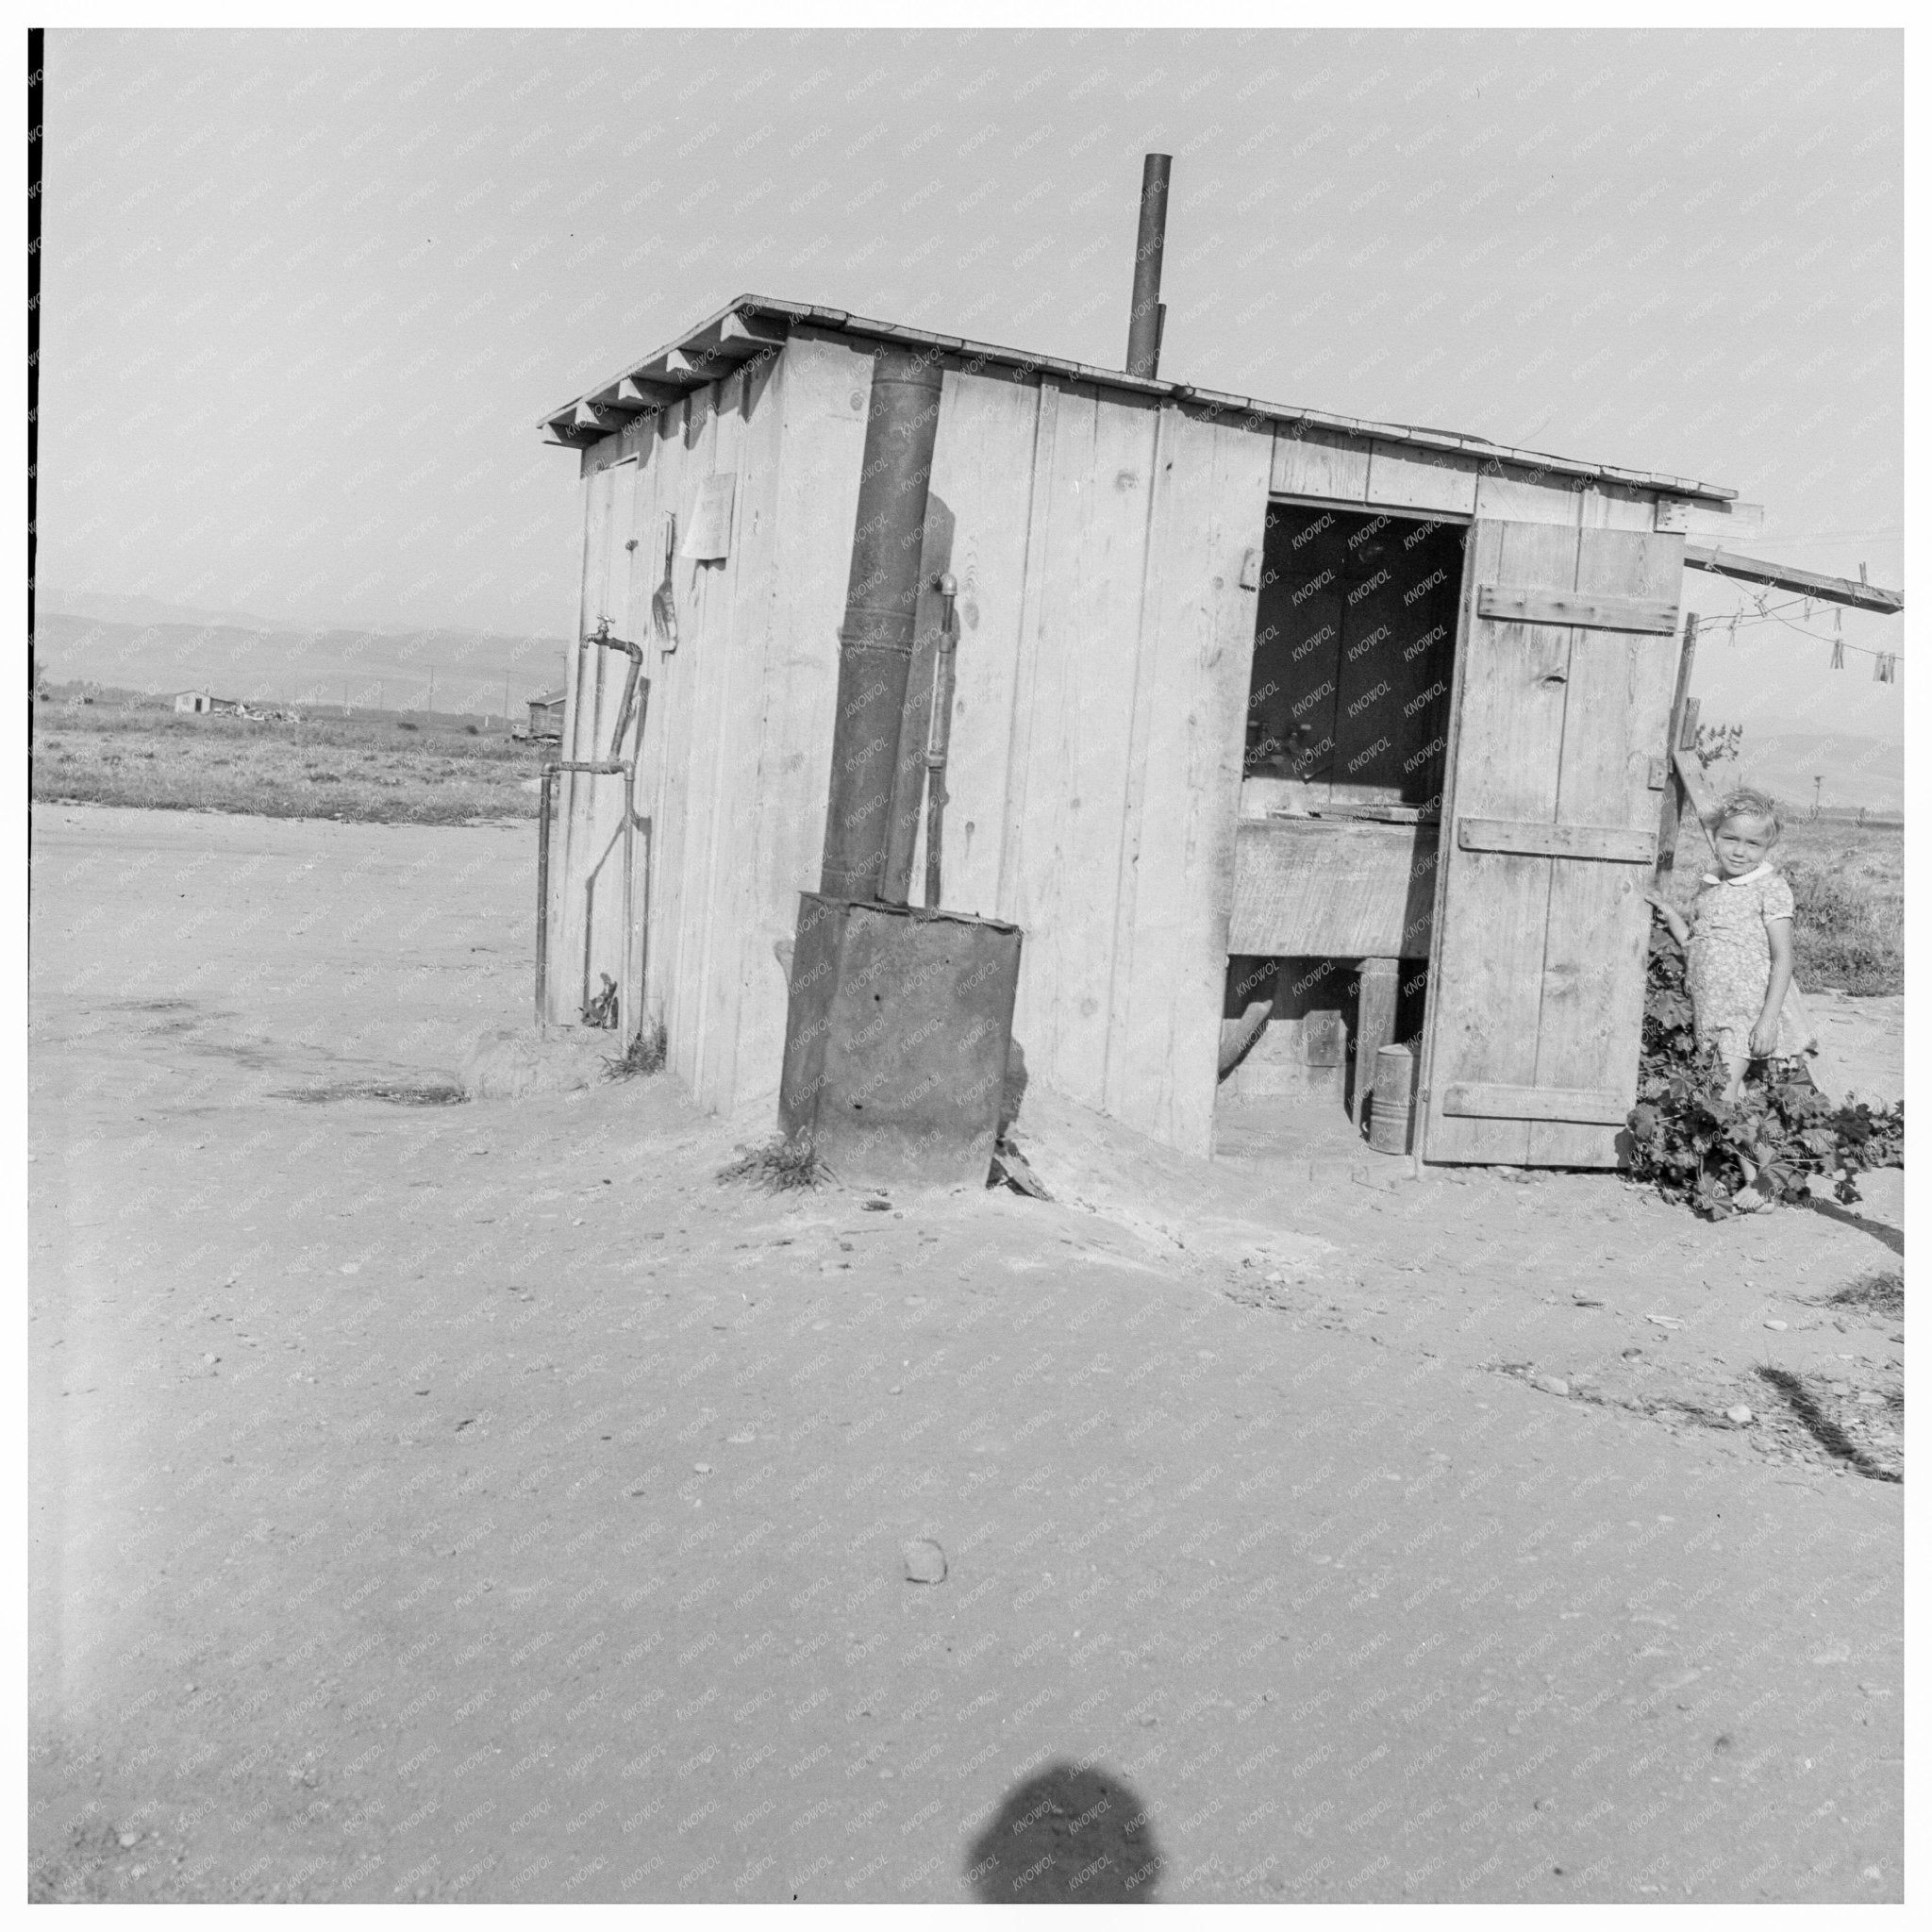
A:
[
  {"xmin": 1227, "ymin": 818, "xmax": 1438, "ymax": 958},
  {"xmin": 1419, "ymin": 518, "xmax": 1574, "ymax": 1167},
  {"xmin": 1366, "ymin": 441, "xmax": 1479, "ymax": 517},
  {"xmin": 1526, "ymin": 525, "xmax": 1682, "ymax": 1164},
  {"xmin": 1106, "ymin": 403, "xmax": 1274, "ymax": 1150},
  {"xmin": 1271, "ymin": 425, "xmax": 1371, "ymax": 502},
  {"xmin": 1418, "ymin": 518, "xmax": 1684, "ymax": 1166},
  {"xmin": 722, "ymin": 332, "xmax": 870, "ymax": 1121}
]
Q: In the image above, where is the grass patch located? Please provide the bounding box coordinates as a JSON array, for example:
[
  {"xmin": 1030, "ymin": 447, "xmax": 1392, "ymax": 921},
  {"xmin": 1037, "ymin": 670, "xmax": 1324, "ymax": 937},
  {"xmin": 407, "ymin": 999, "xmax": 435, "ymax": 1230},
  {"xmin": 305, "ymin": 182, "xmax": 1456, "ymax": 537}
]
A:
[
  {"xmin": 718, "ymin": 1136, "xmax": 824, "ymax": 1192},
  {"xmin": 1828, "ymin": 1269, "xmax": 1904, "ymax": 1319},
  {"xmin": 31, "ymin": 704, "xmax": 543, "ymax": 824},
  {"xmin": 605, "ymin": 1022, "xmax": 668, "ymax": 1080},
  {"xmin": 1784, "ymin": 862, "xmax": 1904, "ymax": 996}
]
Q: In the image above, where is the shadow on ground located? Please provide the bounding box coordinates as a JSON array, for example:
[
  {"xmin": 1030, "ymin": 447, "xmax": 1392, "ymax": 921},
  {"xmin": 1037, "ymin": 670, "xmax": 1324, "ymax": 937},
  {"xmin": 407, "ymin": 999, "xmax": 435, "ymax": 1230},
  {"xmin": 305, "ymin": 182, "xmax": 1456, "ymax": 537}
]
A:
[{"xmin": 964, "ymin": 1761, "xmax": 1160, "ymax": 1903}]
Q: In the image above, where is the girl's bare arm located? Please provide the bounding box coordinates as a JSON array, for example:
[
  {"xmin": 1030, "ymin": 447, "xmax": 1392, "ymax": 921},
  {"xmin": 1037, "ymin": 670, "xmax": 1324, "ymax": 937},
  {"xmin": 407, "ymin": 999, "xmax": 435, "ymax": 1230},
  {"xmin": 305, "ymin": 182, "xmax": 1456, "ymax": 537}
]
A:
[
  {"xmin": 1643, "ymin": 888, "xmax": 1690, "ymax": 944},
  {"xmin": 1752, "ymin": 917, "xmax": 1795, "ymax": 1058}
]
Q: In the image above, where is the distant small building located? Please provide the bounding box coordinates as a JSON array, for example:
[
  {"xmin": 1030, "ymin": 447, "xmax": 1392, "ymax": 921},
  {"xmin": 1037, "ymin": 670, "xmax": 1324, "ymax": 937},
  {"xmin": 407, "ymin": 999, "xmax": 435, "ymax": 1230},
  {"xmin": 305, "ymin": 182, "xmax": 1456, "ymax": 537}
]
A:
[
  {"xmin": 174, "ymin": 690, "xmax": 213, "ymax": 714},
  {"xmin": 527, "ymin": 690, "xmax": 566, "ymax": 741}
]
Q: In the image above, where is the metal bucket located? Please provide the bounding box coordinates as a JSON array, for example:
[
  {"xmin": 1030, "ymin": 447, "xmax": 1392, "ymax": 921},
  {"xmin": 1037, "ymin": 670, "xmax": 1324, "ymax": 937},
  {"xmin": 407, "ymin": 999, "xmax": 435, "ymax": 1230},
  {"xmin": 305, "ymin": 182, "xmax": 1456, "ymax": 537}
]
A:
[
  {"xmin": 1368, "ymin": 1042, "xmax": 1417, "ymax": 1156},
  {"xmin": 778, "ymin": 891, "xmax": 1023, "ymax": 1189}
]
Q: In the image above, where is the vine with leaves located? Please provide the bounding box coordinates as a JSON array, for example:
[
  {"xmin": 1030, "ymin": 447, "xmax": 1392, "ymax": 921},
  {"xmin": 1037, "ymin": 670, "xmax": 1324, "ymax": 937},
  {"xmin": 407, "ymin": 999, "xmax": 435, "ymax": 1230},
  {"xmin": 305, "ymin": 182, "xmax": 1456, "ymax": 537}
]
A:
[{"xmin": 1623, "ymin": 924, "xmax": 1904, "ymax": 1219}]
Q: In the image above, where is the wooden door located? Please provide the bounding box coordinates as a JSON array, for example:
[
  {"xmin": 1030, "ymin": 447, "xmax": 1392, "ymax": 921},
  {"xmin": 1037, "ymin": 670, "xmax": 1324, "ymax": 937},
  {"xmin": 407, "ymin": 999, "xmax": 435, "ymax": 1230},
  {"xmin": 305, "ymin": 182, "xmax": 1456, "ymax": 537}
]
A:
[{"xmin": 1419, "ymin": 520, "xmax": 1684, "ymax": 1166}]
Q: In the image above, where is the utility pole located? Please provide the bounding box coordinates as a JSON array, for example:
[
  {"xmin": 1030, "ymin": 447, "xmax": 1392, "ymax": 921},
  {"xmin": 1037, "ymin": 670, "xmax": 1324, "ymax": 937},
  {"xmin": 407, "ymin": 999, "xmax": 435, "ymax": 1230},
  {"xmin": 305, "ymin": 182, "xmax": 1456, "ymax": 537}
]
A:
[
  {"xmin": 429, "ymin": 667, "xmax": 436, "ymax": 715},
  {"xmin": 1813, "ymin": 775, "xmax": 1823, "ymax": 822}
]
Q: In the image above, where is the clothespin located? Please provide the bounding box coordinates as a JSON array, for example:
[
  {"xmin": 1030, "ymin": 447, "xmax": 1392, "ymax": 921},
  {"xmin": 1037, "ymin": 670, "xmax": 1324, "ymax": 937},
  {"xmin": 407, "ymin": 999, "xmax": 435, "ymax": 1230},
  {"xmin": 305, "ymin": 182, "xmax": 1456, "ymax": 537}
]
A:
[{"xmin": 1829, "ymin": 636, "xmax": 1844, "ymax": 670}]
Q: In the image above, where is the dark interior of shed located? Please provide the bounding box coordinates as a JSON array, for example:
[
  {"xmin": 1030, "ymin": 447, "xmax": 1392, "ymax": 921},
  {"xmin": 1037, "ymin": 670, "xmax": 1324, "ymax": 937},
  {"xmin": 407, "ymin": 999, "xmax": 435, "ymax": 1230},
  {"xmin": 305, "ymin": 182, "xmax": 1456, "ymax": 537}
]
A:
[
  {"xmin": 1244, "ymin": 502, "xmax": 1466, "ymax": 803},
  {"xmin": 1216, "ymin": 501, "xmax": 1469, "ymax": 1168}
]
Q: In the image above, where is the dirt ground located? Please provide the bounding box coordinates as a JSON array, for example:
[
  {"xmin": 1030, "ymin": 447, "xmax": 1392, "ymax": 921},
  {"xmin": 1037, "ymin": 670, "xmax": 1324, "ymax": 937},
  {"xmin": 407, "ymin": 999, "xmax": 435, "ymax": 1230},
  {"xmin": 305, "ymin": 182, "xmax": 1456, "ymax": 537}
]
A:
[{"xmin": 28, "ymin": 805, "xmax": 1906, "ymax": 1904}]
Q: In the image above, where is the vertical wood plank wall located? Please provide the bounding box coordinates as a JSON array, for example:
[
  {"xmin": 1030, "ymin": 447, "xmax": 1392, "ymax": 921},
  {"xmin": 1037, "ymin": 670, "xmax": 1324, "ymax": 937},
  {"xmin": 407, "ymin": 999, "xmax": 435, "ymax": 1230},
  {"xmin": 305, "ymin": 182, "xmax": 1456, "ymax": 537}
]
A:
[
  {"xmin": 559, "ymin": 354, "xmax": 1664, "ymax": 1159},
  {"xmin": 909, "ymin": 376, "xmax": 1273, "ymax": 1157},
  {"xmin": 575, "ymin": 328, "xmax": 870, "ymax": 1121}
]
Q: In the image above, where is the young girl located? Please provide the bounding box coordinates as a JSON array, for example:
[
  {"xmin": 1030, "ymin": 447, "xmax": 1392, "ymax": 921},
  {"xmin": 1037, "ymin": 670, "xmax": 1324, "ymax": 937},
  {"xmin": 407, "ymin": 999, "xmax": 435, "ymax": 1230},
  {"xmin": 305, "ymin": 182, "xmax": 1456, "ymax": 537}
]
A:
[{"xmin": 1645, "ymin": 788, "xmax": 1816, "ymax": 1103}]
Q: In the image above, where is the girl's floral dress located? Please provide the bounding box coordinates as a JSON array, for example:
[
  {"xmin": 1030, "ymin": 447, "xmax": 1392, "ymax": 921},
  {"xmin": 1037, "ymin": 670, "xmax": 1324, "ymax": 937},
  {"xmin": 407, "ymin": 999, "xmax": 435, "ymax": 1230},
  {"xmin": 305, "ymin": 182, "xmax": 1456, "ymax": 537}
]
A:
[{"xmin": 1685, "ymin": 862, "xmax": 1815, "ymax": 1060}]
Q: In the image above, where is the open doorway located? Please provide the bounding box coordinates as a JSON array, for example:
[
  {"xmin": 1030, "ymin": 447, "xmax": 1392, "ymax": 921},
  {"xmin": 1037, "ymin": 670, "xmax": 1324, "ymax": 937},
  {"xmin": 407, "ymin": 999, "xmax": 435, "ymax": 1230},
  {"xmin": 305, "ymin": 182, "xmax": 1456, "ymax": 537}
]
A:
[{"xmin": 1215, "ymin": 500, "xmax": 1469, "ymax": 1166}]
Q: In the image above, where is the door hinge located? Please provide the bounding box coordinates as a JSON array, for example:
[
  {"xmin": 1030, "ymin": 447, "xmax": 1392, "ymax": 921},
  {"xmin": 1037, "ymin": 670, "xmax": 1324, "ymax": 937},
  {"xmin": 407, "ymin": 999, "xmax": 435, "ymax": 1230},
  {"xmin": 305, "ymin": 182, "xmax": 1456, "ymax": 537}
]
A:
[{"xmin": 1646, "ymin": 754, "xmax": 1668, "ymax": 789}]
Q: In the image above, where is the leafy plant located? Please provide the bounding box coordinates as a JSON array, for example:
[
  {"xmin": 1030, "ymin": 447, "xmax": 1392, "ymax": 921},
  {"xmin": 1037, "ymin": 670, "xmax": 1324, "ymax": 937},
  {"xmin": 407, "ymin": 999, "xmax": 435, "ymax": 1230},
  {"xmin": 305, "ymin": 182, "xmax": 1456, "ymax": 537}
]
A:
[
  {"xmin": 1624, "ymin": 924, "xmax": 1904, "ymax": 1219},
  {"xmin": 1692, "ymin": 721, "xmax": 1743, "ymax": 772}
]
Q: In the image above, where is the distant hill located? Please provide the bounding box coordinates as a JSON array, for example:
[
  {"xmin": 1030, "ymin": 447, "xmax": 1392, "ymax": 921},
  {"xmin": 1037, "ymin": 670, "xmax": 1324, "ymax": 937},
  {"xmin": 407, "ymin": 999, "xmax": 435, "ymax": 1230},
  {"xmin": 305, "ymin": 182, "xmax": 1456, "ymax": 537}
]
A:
[
  {"xmin": 33, "ymin": 608, "xmax": 570, "ymax": 721},
  {"xmin": 1727, "ymin": 732, "xmax": 1903, "ymax": 816},
  {"xmin": 36, "ymin": 588, "xmax": 297, "ymax": 633}
]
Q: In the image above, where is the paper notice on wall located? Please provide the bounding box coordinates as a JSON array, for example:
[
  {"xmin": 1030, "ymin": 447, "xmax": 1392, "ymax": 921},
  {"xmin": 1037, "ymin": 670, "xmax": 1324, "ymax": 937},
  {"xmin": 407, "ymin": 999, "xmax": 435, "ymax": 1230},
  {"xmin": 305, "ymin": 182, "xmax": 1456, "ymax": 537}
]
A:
[{"xmin": 681, "ymin": 474, "xmax": 736, "ymax": 560}]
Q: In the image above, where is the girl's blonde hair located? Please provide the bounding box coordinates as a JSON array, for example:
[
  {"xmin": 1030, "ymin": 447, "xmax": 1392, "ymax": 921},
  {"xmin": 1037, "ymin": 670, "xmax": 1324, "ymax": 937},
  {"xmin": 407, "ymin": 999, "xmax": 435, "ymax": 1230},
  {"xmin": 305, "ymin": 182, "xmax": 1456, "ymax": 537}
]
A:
[{"xmin": 1715, "ymin": 787, "xmax": 1782, "ymax": 838}]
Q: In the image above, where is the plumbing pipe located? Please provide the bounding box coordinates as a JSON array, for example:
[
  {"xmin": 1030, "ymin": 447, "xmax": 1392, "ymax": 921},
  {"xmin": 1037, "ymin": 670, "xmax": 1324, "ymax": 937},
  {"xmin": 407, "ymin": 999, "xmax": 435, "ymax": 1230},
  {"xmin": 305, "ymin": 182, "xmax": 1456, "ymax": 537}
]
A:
[
  {"xmin": 820, "ymin": 345, "xmax": 944, "ymax": 903},
  {"xmin": 923, "ymin": 574, "xmax": 959, "ymax": 910}
]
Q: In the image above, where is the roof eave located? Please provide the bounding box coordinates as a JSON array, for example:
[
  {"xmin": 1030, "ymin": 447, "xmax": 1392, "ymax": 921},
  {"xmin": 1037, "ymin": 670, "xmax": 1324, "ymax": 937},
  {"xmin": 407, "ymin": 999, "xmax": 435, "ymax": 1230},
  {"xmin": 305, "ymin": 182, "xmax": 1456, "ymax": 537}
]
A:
[{"xmin": 539, "ymin": 292, "xmax": 1738, "ymax": 505}]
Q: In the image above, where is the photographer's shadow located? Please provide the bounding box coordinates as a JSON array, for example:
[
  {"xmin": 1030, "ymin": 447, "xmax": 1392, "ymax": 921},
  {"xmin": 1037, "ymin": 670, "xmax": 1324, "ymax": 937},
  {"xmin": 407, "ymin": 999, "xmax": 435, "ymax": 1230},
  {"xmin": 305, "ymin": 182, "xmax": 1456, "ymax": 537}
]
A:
[{"xmin": 964, "ymin": 1760, "xmax": 1160, "ymax": 1903}]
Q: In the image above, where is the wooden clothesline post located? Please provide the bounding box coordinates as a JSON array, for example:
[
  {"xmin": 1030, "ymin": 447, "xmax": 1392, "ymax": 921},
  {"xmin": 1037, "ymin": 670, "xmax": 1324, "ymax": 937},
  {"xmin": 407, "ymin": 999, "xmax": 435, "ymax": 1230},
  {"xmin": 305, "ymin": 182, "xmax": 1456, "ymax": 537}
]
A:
[{"xmin": 1656, "ymin": 611, "xmax": 1700, "ymax": 880}]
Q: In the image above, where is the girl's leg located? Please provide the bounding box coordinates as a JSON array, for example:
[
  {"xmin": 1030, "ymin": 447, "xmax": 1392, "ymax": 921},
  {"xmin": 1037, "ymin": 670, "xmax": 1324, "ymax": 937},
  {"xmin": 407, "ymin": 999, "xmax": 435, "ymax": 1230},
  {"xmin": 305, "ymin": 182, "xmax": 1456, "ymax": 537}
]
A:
[{"xmin": 1720, "ymin": 1054, "xmax": 1749, "ymax": 1103}]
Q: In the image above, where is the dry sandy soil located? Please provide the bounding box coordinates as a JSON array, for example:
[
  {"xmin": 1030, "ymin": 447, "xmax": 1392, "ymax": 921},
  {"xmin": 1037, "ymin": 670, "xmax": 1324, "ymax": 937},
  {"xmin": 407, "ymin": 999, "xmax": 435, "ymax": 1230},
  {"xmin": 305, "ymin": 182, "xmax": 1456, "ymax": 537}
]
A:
[{"xmin": 28, "ymin": 805, "xmax": 1905, "ymax": 1904}]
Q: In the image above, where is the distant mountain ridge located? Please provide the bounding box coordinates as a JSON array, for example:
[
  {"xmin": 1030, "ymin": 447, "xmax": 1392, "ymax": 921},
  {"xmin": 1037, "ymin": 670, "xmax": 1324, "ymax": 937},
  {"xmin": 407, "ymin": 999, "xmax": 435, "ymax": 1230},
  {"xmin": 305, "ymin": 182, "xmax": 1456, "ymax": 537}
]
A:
[
  {"xmin": 1728, "ymin": 732, "xmax": 1903, "ymax": 815},
  {"xmin": 35, "ymin": 605, "xmax": 570, "ymax": 718},
  {"xmin": 37, "ymin": 586, "xmax": 561, "ymax": 641}
]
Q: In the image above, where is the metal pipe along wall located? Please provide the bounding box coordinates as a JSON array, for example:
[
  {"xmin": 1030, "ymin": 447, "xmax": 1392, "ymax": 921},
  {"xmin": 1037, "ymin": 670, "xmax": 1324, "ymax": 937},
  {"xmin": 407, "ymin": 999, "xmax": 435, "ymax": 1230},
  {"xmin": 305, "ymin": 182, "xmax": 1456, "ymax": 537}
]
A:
[{"xmin": 819, "ymin": 344, "xmax": 944, "ymax": 903}]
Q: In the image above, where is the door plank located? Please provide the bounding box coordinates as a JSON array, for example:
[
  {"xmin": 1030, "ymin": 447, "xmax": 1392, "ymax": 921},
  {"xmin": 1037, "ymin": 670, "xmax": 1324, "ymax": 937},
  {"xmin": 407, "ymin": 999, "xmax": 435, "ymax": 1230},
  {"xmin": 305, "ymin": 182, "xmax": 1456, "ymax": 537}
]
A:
[
  {"xmin": 1443, "ymin": 1081, "xmax": 1625, "ymax": 1124},
  {"xmin": 1418, "ymin": 518, "xmax": 1579, "ymax": 1164},
  {"xmin": 1476, "ymin": 585, "xmax": 1678, "ymax": 633},
  {"xmin": 1527, "ymin": 526, "xmax": 1685, "ymax": 1164},
  {"xmin": 1457, "ymin": 818, "xmax": 1657, "ymax": 863}
]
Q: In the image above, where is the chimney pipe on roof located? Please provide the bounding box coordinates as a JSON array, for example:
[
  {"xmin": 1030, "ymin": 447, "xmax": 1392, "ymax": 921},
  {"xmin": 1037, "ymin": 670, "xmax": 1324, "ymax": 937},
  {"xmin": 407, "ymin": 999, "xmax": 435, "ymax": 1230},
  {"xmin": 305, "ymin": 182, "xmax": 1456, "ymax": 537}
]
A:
[{"xmin": 1125, "ymin": 153, "xmax": 1172, "ymax": 380}]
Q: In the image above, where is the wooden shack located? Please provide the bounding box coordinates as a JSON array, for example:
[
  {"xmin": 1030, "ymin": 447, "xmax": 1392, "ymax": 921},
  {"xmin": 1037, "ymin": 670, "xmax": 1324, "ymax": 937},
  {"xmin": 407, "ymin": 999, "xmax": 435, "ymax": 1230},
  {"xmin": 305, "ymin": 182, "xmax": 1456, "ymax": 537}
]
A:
[
  {"xmin": 537, "ymin": 295, "xmax": 1758, "ymax": 1167},
  {"xmin": 525, "ymin": 690, "xmax": 566, "ymax": 741}
]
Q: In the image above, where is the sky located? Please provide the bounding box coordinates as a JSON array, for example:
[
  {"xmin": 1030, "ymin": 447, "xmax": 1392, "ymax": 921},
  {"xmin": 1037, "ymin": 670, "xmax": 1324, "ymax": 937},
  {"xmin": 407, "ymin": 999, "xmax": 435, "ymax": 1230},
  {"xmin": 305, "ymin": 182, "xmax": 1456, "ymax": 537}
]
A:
[{"xmin": 36, "ymin": 26, "xmax": 1903, "ymax": 740}]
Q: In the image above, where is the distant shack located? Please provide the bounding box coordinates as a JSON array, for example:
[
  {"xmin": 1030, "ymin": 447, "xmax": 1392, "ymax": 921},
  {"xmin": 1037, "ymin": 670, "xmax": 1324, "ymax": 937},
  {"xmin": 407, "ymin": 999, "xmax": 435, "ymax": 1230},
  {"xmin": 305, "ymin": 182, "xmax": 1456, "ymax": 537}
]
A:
[{"xmin": 526, "ymin": 691, "xmax": 566, "ymax": 741}]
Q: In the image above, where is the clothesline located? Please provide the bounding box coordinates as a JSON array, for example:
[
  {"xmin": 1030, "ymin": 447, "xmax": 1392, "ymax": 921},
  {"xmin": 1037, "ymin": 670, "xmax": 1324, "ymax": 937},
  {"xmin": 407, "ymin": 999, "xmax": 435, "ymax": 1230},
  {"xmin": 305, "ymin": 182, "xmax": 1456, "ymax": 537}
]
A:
[{"xmin": 1689, "ymin": 588, "xmax": 1903, "ymax": 680}]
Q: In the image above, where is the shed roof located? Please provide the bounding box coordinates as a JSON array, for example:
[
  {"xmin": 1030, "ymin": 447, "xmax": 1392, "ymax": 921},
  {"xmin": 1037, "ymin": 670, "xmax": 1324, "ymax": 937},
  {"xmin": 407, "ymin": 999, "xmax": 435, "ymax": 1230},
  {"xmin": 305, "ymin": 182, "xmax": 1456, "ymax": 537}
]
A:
[{"xmin": 541, "ymin": 293, "xmax": 1736, "ymax": 505}]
